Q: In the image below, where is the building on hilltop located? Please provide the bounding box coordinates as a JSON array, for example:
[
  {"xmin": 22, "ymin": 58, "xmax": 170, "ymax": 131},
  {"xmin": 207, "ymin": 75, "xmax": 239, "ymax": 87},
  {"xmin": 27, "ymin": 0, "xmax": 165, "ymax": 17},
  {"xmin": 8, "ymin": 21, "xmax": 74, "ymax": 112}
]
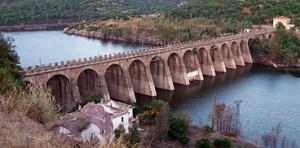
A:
[
  {"xmin": 100, "ymin": 100, "xmax": 134, "ymax": 133},
  {"xmin": 57, "ymin": 100, "xmax": 134, "ymax": 142},
  {"xmin": 273, "ymin": 16, "xmax": 295, "ymax": 30}
]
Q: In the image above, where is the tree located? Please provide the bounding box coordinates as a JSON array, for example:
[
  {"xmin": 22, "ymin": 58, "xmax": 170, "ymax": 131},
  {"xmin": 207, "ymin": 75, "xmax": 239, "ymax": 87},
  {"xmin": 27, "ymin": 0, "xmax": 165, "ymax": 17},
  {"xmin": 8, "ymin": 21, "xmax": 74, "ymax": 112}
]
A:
[
  {"xmin": 125, "ymin": 123, "xmax": 141, "ymax": 146},
  {"xmin": 114, "ymin": 124, "xmax": 126, "ymax": 139},
  {"xmin": 0, "ymin": 34, "xmax": 21, "ymax": 78},
  {"xmin": 0, "ymin": 33, "xmax": 21, "ymax": 92},
  {"xmin": 114, "ymin": 123, "xmax": 141, "ymax": 147},
  {"xmin": 155, "ymin": 100, "xmax": 171, "ymax": 138},
  {"xmin": 275, "ymin": 23, "xmax": 300, "ymax": 60},
  {"xmin": 213, "ymin": 138, "xmax": 231, "ymax": 148},
  {"xmin": 195, "ymin": 139, "xmax": 211, "ymax": 148},
  {"xmin": 167, "ymin": 118, "xmax": 188, "ymax": 140}
]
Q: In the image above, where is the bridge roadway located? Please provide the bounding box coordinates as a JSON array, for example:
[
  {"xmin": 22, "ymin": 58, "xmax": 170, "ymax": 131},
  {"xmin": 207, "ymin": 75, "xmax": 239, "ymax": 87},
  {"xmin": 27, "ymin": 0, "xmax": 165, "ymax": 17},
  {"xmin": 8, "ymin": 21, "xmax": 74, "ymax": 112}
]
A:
[{"xmin": 23, "ymin": 29, "xmax": 274, "ymax": 111}]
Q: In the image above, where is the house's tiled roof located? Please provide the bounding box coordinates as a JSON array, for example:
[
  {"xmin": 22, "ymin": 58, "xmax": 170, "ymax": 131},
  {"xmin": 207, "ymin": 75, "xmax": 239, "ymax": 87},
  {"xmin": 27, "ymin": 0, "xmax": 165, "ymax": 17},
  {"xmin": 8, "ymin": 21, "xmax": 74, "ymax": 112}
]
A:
[{"xmin": 275, "ymin": 16, "xmax": 290, "ymax": 20}]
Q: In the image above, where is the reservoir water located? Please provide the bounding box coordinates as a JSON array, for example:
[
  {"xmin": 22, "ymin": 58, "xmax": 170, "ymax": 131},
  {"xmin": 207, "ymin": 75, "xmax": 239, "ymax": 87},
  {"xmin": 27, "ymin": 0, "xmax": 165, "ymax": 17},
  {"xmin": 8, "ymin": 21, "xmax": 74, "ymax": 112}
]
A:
[
  {"xmin": 3, "ymin": 31, "xmax": 147, "ymax": 67},
  {"xmin": 152, "ymin": 65, "xmax": 300, "ymax": 144},
  {"xmin": 3, "ymin": 31, "xmax": 300, "ymax": 144}
]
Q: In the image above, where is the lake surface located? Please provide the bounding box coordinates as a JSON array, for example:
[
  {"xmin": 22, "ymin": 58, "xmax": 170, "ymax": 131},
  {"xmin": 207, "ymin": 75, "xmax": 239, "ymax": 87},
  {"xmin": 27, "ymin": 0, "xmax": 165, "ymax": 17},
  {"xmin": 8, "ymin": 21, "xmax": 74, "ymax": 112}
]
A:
[
  {"xmin": 3, "ymin": 31, "xmax": 300, "ymax": 145},
  {"xmin": 149, "ymin": 65, "xmax": 300, "ymax": 144},
  {"xmin": 3, "ymin": 31, "xmax": 148, "ymax": 67}
]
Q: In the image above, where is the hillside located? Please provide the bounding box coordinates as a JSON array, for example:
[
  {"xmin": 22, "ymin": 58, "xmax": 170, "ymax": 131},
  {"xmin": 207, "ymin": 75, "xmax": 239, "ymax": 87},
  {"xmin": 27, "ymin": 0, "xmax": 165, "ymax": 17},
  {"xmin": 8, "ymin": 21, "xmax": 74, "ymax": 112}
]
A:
[
  {"xmin": 64, "ymin": 0, "xmax": 300, "ymax": 45},
  {"xmin": 0, "ymin": 0, "xmax": 183, "ymax": 25},
  {"xmin": 166, "ymin": 0, "xmax": 300, "ymax": 31}
]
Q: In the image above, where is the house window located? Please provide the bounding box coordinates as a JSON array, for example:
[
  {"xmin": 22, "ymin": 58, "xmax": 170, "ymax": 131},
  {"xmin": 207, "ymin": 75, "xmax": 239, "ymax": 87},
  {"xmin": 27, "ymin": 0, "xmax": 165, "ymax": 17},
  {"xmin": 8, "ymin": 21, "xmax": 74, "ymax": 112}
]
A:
[{"xmin": 121, "ymin": 117, "xmax": 124, "ymax": 122}]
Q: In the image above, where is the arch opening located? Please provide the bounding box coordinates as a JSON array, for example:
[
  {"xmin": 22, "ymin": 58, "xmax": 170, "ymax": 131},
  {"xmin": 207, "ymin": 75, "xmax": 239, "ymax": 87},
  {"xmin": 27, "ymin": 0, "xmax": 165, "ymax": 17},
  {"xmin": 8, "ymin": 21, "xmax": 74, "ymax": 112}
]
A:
[
  {"xmin": 129, "ymin": 60, "xmax": 155, "ymax": 96},
  {"xmin": 231, "ymin": 42, "xmax": 240, "ymax": 58},
  {"xmin": 150, "ymin": 56, "xmax": 173, "ymax": 90},
  {"xmin": 240, "ymin": 39, "xmax": 254, "ymax": 63},
  {"xmin": 210, "ymin": 45, "xmax": 222, "ymax": 63},
  {"xmin": 197, "ymin": 47, "xmax": 215, "ymax": 76},
  {"xmin": 105, "ymin": 64, "xmax": 133, "ymax": 102},
  {"xmin": 221, "ymin": 44, "xmax": 232, "ymax": 60},
  {"xmin": 77, "ymin": 69, "xmax": 101, "ymax": 103},
  {"xmin": 221, "ymin": 43, "xmax": 236, "ymax": 69},
  {"xmin": 240, "ymin": 40, "xmax": 249, "ymax": 54},
  {"xmin": 183, "ymin": 50, "xmax": 198, "ymax": 73},
  {"xmin": 168, "ymin": 53, "xmax": 185, "ymax": 83},
  {"xmin": 231, "ymin": 41, "xmax": 245, "ymax": 66},
  {"xmin": 210, "ymin": 45, "xmax": 226, "ymax": 72},
  {"xmin": 47, "ymin": 74, "xmax": 73, "ymax": 112},
  {"xmin": 197, "ymin": 48, "xmax": 210, "ymax": 67}
]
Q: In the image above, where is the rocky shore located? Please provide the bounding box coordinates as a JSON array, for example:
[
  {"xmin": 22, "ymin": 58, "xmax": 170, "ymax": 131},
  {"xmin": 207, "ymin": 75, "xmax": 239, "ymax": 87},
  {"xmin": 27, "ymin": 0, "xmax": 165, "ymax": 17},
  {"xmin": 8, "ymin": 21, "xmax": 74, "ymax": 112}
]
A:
[
  {"xmin": 0, "ymin": 22, "xmax": 77, "ymax": 32},
  {"xmin": 254, "ymin": 53, "xmax": 300, "ymax": 77},
  {"xmin": 63, "ymin": 27, "xmax": 163, "ymax": 45},
  {"xmin": 254, "ymin": 53, "xmax": 300, "ymax": 68}
]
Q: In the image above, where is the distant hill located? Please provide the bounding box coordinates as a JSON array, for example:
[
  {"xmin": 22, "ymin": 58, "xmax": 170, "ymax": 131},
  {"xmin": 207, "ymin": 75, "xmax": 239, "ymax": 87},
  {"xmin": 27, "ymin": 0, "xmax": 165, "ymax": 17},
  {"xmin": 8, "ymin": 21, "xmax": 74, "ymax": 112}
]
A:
[
  {"xmin": 166, "ymin": 0, "xmax": 300, "ymax": 30},
  {"xmin": 0, "ymin": 0, "xmax": 183, "ymax": 25}
]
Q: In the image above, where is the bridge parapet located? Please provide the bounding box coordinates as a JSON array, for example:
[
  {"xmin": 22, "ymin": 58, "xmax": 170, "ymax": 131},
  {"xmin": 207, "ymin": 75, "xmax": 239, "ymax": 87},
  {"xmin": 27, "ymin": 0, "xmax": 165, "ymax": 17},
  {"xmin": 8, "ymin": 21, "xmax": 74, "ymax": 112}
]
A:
[{"xmin": 23, "ymin": 29, "xmax": 274, "ymax": 75}]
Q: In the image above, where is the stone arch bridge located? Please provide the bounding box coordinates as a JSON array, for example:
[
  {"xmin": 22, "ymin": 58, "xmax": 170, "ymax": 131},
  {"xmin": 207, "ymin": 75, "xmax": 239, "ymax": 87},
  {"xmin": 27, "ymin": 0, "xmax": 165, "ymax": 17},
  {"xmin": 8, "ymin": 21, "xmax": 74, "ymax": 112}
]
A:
[{"xmin": 23, "ymin": 30, "xmax": 274, "ymax": 111}]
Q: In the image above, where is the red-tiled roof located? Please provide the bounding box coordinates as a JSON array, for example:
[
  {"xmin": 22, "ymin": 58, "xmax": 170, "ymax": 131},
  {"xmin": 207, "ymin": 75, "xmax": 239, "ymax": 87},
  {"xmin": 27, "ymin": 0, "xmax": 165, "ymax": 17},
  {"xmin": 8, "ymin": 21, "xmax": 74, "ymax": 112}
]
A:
[{"xmin": 275, "ymin": 16, "xmax": 290, "ymax": 20}]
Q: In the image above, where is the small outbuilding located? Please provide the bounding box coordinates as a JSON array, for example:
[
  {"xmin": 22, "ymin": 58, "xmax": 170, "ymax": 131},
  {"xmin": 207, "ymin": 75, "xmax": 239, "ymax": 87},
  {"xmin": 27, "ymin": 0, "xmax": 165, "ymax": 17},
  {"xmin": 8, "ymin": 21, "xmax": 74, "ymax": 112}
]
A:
[{"xmin": 273, "ymin": 16, "xmax": 295, "ymax": 30}]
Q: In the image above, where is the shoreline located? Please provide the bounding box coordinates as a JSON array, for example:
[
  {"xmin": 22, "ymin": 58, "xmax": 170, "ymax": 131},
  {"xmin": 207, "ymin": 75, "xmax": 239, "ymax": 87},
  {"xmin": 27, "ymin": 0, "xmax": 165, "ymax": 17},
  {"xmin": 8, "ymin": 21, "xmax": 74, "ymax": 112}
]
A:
[
  {"xmin": 63, "ymin": 27, "xmax": 164, "ymax": 45},
  {"xmin": 0, "ymin": 22, "xmax": 78, "ymax": 32},
  {"xmin": 253, "ymin": 54, "xmax": 300, "ymax": 77}
]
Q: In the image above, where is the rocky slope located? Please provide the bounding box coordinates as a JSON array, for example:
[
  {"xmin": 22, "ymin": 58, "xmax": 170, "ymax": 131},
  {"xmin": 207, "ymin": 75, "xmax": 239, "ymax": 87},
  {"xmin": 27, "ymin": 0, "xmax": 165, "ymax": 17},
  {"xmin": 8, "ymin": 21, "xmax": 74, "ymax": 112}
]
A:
[
  {"xmin": 253, "ymin": 53, "xmax": 300, "ymax": 69},
  {"xmin": 64, "ymin": 27, "xmax": 163, "ymax": 45}
]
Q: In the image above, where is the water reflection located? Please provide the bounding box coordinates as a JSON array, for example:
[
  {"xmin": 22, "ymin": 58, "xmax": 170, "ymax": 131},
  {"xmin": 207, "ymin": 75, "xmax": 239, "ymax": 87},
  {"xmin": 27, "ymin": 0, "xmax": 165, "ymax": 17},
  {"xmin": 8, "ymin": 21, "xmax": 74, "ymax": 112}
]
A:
[
  {"xmin": 136, "ymin": 64, "xmax": 300, "ymax": 144},
  {"xmin": 151, "ymin": 64, "xmax": 253, "ymax": 106}
]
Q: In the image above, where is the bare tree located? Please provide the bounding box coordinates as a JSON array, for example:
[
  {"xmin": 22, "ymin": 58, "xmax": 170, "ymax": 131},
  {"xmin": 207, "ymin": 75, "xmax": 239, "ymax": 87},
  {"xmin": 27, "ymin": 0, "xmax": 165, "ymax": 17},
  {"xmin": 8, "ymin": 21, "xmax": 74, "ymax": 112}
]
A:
[
  {"xmin": 261, "ymin": 123, "xmax": 298, "ymax": 148},
  {"xmin": 209, "ymin": 100, "xmax": 242, "ymax": 136}
]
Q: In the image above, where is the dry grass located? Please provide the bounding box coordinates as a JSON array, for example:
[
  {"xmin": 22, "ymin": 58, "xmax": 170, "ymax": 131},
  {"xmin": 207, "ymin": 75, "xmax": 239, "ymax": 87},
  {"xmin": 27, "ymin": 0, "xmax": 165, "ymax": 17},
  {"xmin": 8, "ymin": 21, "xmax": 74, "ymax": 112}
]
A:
[
  {"xmin": 100, "ymin": 136, "xmax": 127, "ymax": 148},
  {"xmin": 0, "ymin": 84, "xmax": 128, "ymax": 148},
  {"xmin": 0, "ymin": 112, "xmax": 73, "ymax": 148},
  {"xmin": 0, "ymin": 84, "xmax": 61, "ymax": 123},
  {"xmin": 0, "ymin": 85, "xmax": 69, "ymax": 147}
]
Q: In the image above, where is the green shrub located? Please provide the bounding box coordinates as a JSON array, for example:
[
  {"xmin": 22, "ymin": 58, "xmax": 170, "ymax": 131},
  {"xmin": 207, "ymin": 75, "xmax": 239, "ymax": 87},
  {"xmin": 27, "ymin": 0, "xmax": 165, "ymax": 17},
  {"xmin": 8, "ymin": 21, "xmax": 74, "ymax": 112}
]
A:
[
  {"xmin": 179, "ymin": 32, "xmax": 191, "ymax": 41},
  {"xmin": 0, "ymin": 68, "xmax": 17, "ymax": 92},
  {"xmin": 133, "ymin": 104, "xmax": 143, "ymax": 117},
  {"xmin": 213, "ymin": 138, "xmax": 231, "ymax": 148},
  {"xmin": 179, "ymin": 136, "xmax": 190, "ymax": 145},
  {"xmin": 114, "ymin": 124, "xmax": 126, "ymax": 139},
  {"xmin": 114, "ymin": 123, "xmax": 141, "ymax": 147},
  {"xmin": 195, "ymin": 139, "xmax": 211, "ymax": 148},
  {"xmin": 125, "ymin": 123, "xmax": 140, "ymax": 146},
  {"xmin": 144, "ymin": 99, "xmax": 166, "ymax": 111},
  {"xmin": 155, "ymin": 101, "xmax": 172, "ymax": 138},
  {"xmin": 168, "ymin": 118, "xmax": 188, "ymax": 139},
  {"xmin": 89, "ymin": 94, "xmax": 102, "ymax": 103}
]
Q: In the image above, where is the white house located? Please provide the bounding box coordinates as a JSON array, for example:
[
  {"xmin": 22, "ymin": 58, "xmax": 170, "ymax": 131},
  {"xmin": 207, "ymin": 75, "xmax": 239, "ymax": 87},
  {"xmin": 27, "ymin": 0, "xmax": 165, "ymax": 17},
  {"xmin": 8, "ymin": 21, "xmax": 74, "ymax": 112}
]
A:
[
  {"xmin": 100, "ymin": 100, "xmax": 134, "ymax": 133},
  {"xmin": 273, "ymin": 16, "xmax": 295, "ymax": 30},
  {"xmin": 57, "ymin": 100, "xmax": 134, "ymax": 142}
]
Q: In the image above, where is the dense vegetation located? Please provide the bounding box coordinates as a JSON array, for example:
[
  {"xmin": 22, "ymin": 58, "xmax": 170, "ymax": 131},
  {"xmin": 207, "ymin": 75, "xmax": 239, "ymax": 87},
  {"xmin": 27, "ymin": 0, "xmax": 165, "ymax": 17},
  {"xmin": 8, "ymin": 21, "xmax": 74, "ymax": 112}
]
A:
[
  {"xmin": 250, "ymin": 23, "xmax": 300, "ymax": 63},
  {"xmin": 67, "ymin": 0, "xmax": 300, "ymax": 45},
  {"xmin": 0, "ymin": 0, "xmax": 182, "ymax": 25},
  {"xmin": 167, "ymin": 0, "xmax": 300, "ymax": 33},
  {"xmin": 0, "ymin": 34, "xmax": 21, "ymax": 91}
]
